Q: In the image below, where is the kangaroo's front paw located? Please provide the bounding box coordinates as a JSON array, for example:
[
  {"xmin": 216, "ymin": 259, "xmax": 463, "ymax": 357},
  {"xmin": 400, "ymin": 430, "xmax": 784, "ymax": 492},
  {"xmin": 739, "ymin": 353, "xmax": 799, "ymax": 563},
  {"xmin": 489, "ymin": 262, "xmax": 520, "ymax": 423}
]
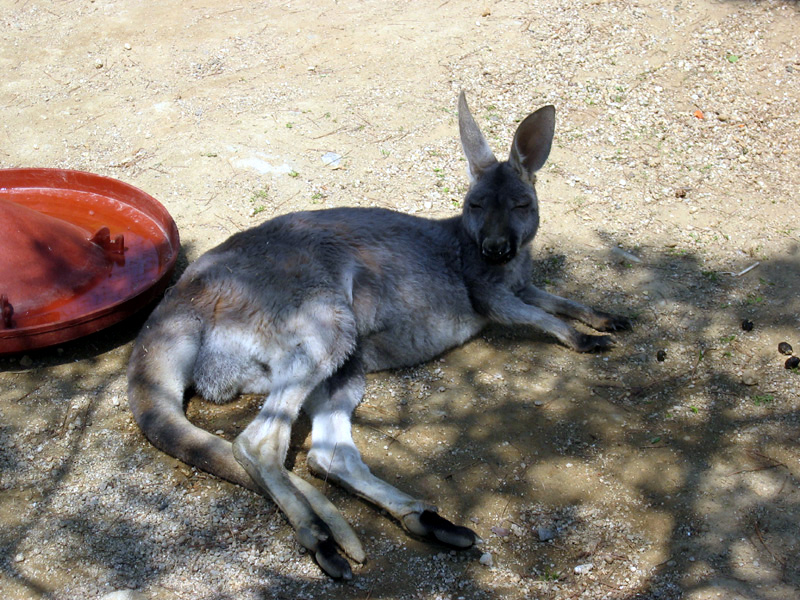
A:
[
  {"xmin": 572, "ymin": 332, "xmax": 616, "ymax": 352},
  {"xmin": 590, "ymin": 311, "xmax": 632, "ymax": 332},
  {"xmin": 402, "ymin": 510, "xmax": 481, "ymax": 548}
]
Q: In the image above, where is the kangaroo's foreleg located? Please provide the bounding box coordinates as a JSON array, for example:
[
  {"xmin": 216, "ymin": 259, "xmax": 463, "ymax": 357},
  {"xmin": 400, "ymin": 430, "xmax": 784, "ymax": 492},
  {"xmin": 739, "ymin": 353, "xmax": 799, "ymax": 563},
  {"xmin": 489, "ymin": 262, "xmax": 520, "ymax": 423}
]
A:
[
  {"xmin": 484, "ymin": 289, "xmax": 621, "ymax": 352},
  {"xmin": 518, "ymin": 285, "xmax": 631, "ymax": 332},
  {"xmin": 304, "ymin": 355, "xmax": 479, "ymax": 548}
]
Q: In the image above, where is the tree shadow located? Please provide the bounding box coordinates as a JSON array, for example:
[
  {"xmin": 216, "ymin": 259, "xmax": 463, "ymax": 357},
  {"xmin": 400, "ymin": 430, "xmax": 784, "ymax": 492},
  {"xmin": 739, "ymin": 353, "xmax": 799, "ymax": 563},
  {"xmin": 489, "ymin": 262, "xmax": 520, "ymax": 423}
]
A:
[{"xmin": 1, "ymin": 238, "xmax": 798, "ymax": 599}]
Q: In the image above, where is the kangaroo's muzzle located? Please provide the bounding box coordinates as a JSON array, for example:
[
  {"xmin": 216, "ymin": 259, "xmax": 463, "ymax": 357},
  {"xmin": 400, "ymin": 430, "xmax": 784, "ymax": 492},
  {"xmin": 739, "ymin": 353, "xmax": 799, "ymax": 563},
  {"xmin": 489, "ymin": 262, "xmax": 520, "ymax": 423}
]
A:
[{"xmin": 481, "ymin": 236, "xmax": 514, "ymax": 263}]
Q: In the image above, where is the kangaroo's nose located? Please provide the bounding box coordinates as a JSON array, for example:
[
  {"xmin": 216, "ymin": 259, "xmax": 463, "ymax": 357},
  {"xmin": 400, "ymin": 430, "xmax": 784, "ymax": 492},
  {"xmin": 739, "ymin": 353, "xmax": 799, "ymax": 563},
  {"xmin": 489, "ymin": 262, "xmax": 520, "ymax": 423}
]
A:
[{"xmin": 481, "ymin": 237, "xmax": 513, "ymax": 263}]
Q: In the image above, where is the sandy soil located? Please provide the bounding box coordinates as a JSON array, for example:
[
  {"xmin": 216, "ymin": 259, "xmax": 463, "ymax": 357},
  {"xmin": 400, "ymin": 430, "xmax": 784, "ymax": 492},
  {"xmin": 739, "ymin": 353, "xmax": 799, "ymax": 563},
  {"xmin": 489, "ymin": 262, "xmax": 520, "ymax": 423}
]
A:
[{"xmin": 1, "ymin": 1, "xmax": 799, "ymax": 599}]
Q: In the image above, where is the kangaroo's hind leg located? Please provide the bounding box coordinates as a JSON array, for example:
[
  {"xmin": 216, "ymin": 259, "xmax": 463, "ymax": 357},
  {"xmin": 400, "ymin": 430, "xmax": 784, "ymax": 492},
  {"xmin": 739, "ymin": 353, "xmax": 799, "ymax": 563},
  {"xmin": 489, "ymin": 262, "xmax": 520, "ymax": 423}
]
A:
[
  {"xmin": 233, "ymin": 373, "xmax": 366, "ymax": 578},
  {"xmin": 305, "ymin": 354, "xmax": 480, "ymax": 549},
  {"xmin": 230, "ymin": 299, "xmax": 367, "ymax": 579}
]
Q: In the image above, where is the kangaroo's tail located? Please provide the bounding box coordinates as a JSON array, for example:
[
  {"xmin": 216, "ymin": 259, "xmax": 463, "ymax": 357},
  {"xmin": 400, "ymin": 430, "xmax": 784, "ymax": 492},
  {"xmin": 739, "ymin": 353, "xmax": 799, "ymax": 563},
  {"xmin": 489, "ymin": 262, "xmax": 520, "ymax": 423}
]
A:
[{"xmin": 127, "ymin": 304, "xmax": 258, "ymax": 492}]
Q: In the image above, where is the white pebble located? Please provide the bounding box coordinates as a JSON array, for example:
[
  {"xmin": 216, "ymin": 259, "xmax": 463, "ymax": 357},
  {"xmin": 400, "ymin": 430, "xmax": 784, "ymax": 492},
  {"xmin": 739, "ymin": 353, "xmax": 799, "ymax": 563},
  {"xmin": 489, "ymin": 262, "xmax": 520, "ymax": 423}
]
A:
[
  {"xmin": 100, "ymin": 591, "xmax": 147, "ymax": 600},
  {"xmin": 479, "ymin": 552, "xmax": 493, "ymax": 567},
  {"xmin": 574, "ymin": 562, "xmax": 594, "ymax": 574}
]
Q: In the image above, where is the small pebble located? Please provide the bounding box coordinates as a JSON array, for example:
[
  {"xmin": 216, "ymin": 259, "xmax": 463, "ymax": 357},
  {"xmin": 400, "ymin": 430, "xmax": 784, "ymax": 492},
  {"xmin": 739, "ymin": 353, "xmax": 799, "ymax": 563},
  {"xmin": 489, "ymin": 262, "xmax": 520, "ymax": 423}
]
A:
[
  {"xmin": 611, "ymin": 246, "xmax": 642, "ymax": 264},
  {"xmin": 491, "ymin": 526, "xmax": 510, "ymax": 538},
  {"xmin": 656, "ymin": 349, "xmax": 667, "ymax": 362},
  {"xmin": 741, "ymin": 369, "xmax": 759, "ymax": 386},
  {"xmin": 100, "ymin": 591, "xmax": 147, "ymax": 600},
  {"xmin": 574, "ymin": 562, "xmax": 594, "ymax": 574},
  {"xmin": 536, "ymin": 525, "xmax": 556, "ymax": 541},
  {"xmin": 778, "ymin": 342, "xmax": 793, "ymax": 356},
  {"xmin": 741, "ymin": 319, "xmax": 754, "ymax": 331},
  {"xmin": 479, "ymin": 552, "xmax": 493, "ymax": 567},
  {"xmin": 14, "ymin": 553, "xmax": 24, "ymax": 563},
  {"xmin": 786, "ymin": 356, "xmax": 800, "ymax": 370}
]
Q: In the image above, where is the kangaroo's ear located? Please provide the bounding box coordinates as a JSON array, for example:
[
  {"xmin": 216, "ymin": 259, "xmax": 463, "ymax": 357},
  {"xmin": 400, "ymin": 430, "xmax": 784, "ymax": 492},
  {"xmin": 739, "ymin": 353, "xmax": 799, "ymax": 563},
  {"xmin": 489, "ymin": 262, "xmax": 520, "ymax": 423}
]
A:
[
  {"xmin": 509, "ymin": 105, "xmax": 555, "ymax": 183},
  {"xmin": 458, "ymin": 91, "xmax": 498, "ymax": 183}
]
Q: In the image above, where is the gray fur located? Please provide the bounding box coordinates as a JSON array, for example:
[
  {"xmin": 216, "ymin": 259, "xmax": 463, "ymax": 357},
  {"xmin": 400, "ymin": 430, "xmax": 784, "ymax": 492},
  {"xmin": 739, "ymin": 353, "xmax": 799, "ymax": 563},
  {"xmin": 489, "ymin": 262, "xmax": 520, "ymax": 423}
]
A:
[{"xmin": 127, "ymin": 92, "xmax": 630, "ymax": 579}]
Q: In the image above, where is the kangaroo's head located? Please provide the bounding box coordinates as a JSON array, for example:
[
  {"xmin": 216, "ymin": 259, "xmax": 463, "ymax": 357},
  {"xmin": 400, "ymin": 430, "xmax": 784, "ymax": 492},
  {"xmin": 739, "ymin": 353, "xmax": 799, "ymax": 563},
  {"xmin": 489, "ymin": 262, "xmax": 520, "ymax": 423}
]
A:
[{"xmin": 458, "ymin": 92, "xmax": 555, "ymax": 265}]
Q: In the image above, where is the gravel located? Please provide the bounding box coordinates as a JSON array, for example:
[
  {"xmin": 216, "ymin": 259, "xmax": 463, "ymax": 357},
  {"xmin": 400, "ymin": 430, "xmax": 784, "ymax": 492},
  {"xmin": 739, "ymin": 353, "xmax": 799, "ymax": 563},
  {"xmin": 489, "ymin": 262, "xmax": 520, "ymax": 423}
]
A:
[{"xmin": 2, "ymin": 1, "xmax": 800, "ymax": 599}]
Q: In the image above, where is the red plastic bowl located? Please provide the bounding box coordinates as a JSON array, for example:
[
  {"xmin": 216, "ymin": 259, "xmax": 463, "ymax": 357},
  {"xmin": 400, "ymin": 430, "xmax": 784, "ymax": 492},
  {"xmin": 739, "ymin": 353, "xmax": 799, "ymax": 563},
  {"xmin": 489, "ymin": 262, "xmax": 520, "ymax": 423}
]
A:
[{"xmin": 0, "ymin": 168, "xmax": 179, "ymax": 355}]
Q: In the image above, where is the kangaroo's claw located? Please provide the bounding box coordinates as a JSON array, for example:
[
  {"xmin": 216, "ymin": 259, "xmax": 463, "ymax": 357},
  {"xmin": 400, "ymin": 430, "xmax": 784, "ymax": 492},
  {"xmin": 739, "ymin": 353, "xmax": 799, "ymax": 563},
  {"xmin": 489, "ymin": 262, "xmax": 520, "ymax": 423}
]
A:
[
  {"xmin": 296, "ymin": 523, "xmax": 353, "ymax": 579},
  {"xmin": 315, "ymin": 537, "xmax": 353, "ymax": 580},
  {"xmin": 287, "ymin": 472, "xmax": 366, "ymax": 563},
  {"xmin": 402, "ymin": 509, "xmax": 480, "ymax": 548},
  {"xmin": 573, "ymin": 333, "xmax": 616, "ymax": 352},
  {"xmin": 592, "ymin": 311, "xmax": 632, "ymax": 332}
]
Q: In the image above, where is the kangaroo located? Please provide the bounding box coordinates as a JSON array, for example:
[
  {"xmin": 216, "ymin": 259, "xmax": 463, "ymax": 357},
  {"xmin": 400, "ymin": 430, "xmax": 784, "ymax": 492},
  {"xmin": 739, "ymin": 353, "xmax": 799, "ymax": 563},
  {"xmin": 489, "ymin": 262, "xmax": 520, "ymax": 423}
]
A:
[{"xmin": 127, "ymin": 92, "xmax": 630, "ymax": 579}]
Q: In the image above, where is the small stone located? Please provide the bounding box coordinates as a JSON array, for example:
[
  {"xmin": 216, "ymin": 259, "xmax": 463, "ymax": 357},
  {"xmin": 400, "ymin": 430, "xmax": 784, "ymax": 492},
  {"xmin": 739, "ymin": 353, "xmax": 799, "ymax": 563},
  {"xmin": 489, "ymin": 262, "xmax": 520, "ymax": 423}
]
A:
[
  {"xmin": 321, "ymin": 151, "xmax": 342, "ymax": 168},
  {"xmin": 95, "ymin": 58, "xmax": 104, "ymax": 69},
  {"xmin": 574, "ymin": 562, "xmax": 594, "ymax": 574},
  {"xmin": 14, "ymin": 553, "xmax": 24, "ymax": 562},
  {"xmin": 656, "ymin": 349, "xmax": 667, "ymax": 362},
  {"xmin": 786, "ymin": 356, "xmax": 800, "ymax": 370},
  {"xmin": 741, "ymin": 319, "xmax": 754, "ymax": 332},
  {"xmin": 100, "ymin": 591, "xmax": 147, "ymax": 600},
  {"xmin": 491, "ymin": 526, "xmax": 510, "ymax": 538},
  {"xmin": 611, "ymin": 246, "xmax": 642, "ymax": 264},
  {"xmin": 479, "ymin": 552, "xmax": 493, "ymax": 567},
  {"xmin": 778, "ymin": 342, "xmax": 793, "ymax": 356},
  {"xmin": 536, "ymin": 525, "xmax": 556, "ymax": 541},
  {"xmin": 741, "ymin": 369, "xmax": 758, "ymax": 386},
  {"xmin": 124, "ymin": 43, "xmax": 132, "ymax": 50},
  {"xmin": 19, "ymin": 355, "xmax": 33, "ymax": 367}
]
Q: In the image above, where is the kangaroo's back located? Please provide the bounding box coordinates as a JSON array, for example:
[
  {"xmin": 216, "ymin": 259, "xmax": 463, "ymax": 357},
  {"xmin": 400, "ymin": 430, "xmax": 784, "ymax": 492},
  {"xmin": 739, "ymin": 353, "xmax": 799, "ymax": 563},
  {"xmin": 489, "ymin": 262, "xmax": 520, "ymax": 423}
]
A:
[{"xmin": 190, "ymin": 207, "xmax": 483, "ymax": 371}]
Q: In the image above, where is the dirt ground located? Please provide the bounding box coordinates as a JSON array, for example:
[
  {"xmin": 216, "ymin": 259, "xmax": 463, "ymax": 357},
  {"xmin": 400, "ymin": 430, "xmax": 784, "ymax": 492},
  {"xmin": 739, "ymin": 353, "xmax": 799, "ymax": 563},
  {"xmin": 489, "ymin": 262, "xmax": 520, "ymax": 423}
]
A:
[{"xmin": 2, "ymin": 1, "xmax": 799, "ymax": 599}]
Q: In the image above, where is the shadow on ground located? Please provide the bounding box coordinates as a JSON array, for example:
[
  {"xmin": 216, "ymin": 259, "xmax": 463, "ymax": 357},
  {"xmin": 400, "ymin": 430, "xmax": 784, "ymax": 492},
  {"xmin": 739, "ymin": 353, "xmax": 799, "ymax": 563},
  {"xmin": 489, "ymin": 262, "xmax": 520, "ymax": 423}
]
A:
[{"xmin": 1, "ymin": 239, "xmax": 798, "ymax": 599}]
